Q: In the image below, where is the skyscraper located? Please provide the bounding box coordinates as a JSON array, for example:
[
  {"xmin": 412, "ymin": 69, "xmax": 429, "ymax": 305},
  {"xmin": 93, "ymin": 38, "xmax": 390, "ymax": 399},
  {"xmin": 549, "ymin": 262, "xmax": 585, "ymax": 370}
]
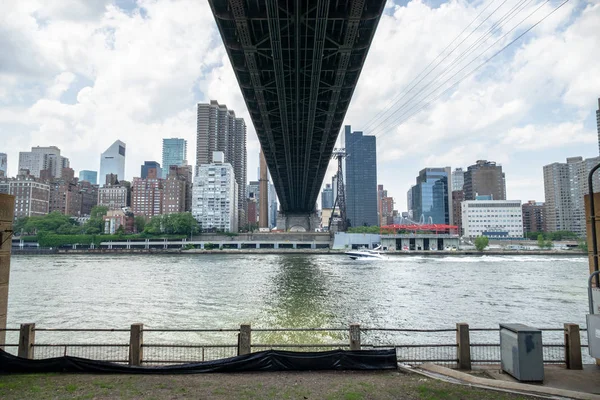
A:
[
  {"xmin": 132, "ymin": 177, "xmax": 163, "ymax": 218},
  {"xmin": 452, "ymin": 168, "xmax": 464, "ymax": 191},
  {"xmin": 197, "ymin": 101, "xmax": 247, "ymax": 227},
  {"xmin": 247, "ymin": 180, "xmax": 260, "ymax": 224},
  {"xmin": 162, "ymin": 138, "xmax": 187, "ymax": 177},
  {"xmin": 344, "ymin": 125, "xmax": 378, "ymax": 227},
  {"xmin": 543, "ymin": 156, "xmax": 600, "ymax": 236},
  {"xmin": 451, "ymin": 190, "xmax": 464, "ymax": 235},
  {"xmin": 18, "ymin": 146, "xmax": 68, "ymax": 179},
  {"xmin": 463, "ymin": 160, "xmax": 506, "ymax": 201},
  {"xmin": 377, "ymin": 184, "xmax": 394, "ymax": 226},
  {"xmin": 99, "ymin": 140, "xmax": 126, "ymax": 184},
  {"xmin": 0, "ymin": 153, "xmax": 6, "ymax": 177},
  {"xmin": 321, "ymin": 184, "xmax": 334, "ymax": 209},
  {"xmin": 79, "ymin": 170, "xmax": 97, "ymax": 185},
  {"xmin": 522, "ymin": 200, "xmax": 546, "ymax": 234},
  {"xmin": 407, "ymin": 185, "xmax": 414, "ymax": 215},
  {"xmin": 141, "ymin": 161, "xmax": 161, "ymax": 179},
  {"xmin": 411, "ymin": 167, "xmax": 452, "ymax": 225},
  {"xmin": 596, "ymin": 98, "xmax": 600, "ymax": 155},
  {"xmin": 269, "ymin": 183, "xmax": 277, "ymax": 229}
]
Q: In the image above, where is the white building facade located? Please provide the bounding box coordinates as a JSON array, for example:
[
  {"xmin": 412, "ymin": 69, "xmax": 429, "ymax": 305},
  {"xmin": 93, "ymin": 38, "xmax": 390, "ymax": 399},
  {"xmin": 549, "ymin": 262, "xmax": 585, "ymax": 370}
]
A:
[
  {"xmin": 192, "ymin": 152, "xmax": 238, "ymax": 232},
  {"xmin": 97, "ymin": 185, "xmax": 129, "ymax": 210},
  {"xmin": 462, "ymin": 200, "xmax": 523, "ymax": 238}
]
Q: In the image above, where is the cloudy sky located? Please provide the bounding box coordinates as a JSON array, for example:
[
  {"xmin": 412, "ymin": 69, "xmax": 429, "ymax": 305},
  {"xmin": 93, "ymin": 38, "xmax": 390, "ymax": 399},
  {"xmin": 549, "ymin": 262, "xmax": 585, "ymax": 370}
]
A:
[{"xmin": 1, "ymin": 0, "xmax": 599, "ymax": 212}]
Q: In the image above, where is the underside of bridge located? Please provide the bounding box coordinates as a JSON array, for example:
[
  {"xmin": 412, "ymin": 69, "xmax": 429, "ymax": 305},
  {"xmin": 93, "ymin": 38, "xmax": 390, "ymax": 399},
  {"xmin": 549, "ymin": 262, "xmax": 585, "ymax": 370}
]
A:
[{"xmin": 209, "ymin": 0, "xmax": 386, "ymax": 216}]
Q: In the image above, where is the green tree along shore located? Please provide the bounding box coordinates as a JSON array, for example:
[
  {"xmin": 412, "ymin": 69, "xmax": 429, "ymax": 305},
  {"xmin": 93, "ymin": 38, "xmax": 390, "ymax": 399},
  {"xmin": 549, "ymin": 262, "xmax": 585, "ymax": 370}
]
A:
[
  {"xmin": 474, "ymin": 236, "xmax": 489, "ymax": 251},
  {"xmin": 13, "ymin": 207, "xmax": 203, "ymax": 247},
  {"xmin": 525, "ymin": 231, "xmax": 579, "ymax": 240}
]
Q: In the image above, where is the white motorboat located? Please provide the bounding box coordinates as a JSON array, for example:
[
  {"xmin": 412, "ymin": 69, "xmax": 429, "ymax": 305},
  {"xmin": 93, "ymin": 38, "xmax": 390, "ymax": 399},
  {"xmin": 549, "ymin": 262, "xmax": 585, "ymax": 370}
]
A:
[{"xmin": 345, "ymin": 246, "xmax": 386, "ymax": 260}]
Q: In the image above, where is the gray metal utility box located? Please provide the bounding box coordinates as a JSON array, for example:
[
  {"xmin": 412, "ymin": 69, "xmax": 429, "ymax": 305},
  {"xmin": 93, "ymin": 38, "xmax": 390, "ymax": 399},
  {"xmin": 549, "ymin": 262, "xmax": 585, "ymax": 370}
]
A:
[
  {"xmin": 587, "ymin": 314, "xmax": 600, "ymax": 358},
  {"xmin": 500, "ymin": 324, "xmax": 544, "ymax": 382}
]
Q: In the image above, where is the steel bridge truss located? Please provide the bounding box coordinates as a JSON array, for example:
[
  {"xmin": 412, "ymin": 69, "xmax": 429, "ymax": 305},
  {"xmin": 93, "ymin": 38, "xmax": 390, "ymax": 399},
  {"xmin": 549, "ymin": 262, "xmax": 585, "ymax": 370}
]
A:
[{"xmin": 209, "ymin": 0, "xmax": 386, "ymax": 213}]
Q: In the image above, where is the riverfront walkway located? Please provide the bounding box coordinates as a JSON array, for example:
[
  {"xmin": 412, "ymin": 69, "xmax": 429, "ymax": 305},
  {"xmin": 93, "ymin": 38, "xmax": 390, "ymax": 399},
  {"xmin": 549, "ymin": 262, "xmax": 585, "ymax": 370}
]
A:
[{"xmin": 417, "ymin": 363, "xmax": 600, "ymax": 399}]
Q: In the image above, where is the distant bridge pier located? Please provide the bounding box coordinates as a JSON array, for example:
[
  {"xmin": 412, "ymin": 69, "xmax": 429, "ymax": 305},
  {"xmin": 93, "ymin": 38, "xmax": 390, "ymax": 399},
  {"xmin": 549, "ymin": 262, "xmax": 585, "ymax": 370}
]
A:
[{"xmin": 276, "ymin": 212, "xmax": 321, "ymax": 233}]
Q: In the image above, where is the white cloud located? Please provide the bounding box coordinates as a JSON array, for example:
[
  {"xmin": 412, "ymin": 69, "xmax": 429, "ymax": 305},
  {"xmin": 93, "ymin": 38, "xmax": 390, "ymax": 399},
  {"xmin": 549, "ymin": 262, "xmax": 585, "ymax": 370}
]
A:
[
  {"xmin": 46, "ymin": 72, "xmax": 76, "ymax": 99},
  {"xmin": 502, "ymin": 122, "xmax": 596, "ymax": 150}
]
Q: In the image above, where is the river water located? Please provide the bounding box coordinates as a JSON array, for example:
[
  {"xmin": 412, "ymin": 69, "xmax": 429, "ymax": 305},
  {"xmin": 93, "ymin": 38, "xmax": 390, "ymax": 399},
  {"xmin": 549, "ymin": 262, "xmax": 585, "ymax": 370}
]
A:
[{"xmin": 7, "ymin": 253, "xmax": 589, "ymax": 332}]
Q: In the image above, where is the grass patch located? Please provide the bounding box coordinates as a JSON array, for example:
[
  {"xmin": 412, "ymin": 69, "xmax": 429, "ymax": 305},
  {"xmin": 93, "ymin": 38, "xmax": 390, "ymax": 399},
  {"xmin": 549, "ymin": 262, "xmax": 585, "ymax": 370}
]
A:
[
  {"xmin": 0, "ymin": 372, "xmax": 538, "ymax": 400},
  {"xmin": 65, "ymin": 383, "xmax": 78, "ymax": 392},
  {"xmin": 343, "ymin": 392, "xmax": 364, "ymax": 400},
  {"xmin": 92, "ymin": 380, "xmax": 115, "ymax": 389}
]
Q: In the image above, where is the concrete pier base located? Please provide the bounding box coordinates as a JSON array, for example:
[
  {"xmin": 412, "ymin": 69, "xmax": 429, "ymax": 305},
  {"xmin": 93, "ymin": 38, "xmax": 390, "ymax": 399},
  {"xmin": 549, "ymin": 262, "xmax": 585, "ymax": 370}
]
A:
[{"xmin": 276, "ymin": 212, "xmax": 320, "ymax": 232}]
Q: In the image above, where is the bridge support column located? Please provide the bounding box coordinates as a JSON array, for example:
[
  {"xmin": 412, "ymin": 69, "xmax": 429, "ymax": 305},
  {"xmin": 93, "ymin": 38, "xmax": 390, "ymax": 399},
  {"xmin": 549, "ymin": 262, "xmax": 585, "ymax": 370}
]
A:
[
  {"xmin": 0, "ymin": 194, "xmax": 14, "ymax": 350},
  {"xmin": 276, "ymin": 212, "xmax": 320, "ymax": 233}
]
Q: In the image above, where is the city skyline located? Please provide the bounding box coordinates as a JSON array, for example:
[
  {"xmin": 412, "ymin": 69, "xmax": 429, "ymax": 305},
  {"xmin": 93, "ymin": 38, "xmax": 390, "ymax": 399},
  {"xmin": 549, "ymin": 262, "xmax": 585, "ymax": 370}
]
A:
[{"xmin": 0, "ymin": 1, "xmax": 599, "ymax": 212}]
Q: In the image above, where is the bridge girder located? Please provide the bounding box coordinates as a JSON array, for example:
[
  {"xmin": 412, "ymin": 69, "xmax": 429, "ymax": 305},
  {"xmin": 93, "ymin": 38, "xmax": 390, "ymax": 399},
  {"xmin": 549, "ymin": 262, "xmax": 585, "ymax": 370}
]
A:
[{"xmin": 209, "ymin": 0, "xmax": 386, "ymax": 213}]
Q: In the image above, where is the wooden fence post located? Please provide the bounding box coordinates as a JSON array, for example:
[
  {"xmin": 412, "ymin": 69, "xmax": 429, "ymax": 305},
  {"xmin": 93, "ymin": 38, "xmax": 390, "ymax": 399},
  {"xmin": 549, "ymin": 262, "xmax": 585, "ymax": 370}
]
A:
[
  {"xmin": 18, "ymin": 323, "xmax": 35, "ymax": 359},
  {"xmin": 349, "ymin": 323, "xmax": 361, "ymax": 351},
  {"xmin": 564, "ymin": 323, "xmax": 583, "ymax": 370},
  {"xmin": 129, "ymin": 323, "xmax": 143, "ymax": 366},
  {"xmin": 238, "ymin": 324, "xmax": 251, "ymax": 355},
  {"xmin": 456, "ymin": 323, "xmax": 471, "ymax": 370}
]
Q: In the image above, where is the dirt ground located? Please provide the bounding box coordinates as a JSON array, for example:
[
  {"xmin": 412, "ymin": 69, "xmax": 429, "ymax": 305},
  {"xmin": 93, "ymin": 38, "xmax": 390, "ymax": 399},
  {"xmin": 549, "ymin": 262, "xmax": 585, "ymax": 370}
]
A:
[{"xmin": 0, "ymin": 370, "xmax": 538, "ymax": 399}]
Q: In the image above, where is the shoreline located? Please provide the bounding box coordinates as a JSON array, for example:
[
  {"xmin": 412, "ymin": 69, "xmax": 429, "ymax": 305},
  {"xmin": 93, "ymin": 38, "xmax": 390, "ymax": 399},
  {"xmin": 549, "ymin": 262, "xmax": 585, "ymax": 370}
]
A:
[{"xmin": 10, "ymin": 248, "xmax": 587, "ymax": 257}]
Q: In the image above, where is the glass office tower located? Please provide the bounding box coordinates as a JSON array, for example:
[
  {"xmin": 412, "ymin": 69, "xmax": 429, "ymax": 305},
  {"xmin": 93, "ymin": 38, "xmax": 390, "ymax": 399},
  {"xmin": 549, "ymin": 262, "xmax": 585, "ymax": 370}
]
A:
[
  {"xmin": 344, "ymin": 125, "xmax": 378, "ymax": 227},
  {"xmin": 411, "ymin": 168, "xmax": 452, "ymax": 224}
]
